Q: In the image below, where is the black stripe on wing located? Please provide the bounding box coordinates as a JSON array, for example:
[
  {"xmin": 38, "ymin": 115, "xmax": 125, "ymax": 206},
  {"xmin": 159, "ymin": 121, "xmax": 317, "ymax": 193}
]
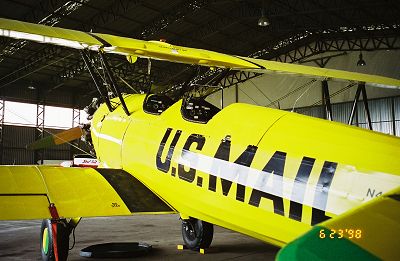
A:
[{"xmin": 96, "ymin": 168, "xmax": 174, "ymax": 213}]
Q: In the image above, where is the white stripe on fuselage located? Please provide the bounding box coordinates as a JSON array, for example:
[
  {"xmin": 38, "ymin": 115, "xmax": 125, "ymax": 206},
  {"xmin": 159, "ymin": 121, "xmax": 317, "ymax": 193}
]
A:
[
  {"xmin": 91, "ymin": 127, "xmax": 122, "ymax": 145},
  {"xmin": 177, "ymin": 150, "xmax": 400, "ymax": 215}
]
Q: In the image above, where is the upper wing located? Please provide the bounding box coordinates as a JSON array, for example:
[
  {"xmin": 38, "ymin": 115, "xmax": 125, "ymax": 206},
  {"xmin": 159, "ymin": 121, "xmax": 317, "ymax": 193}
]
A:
[
  {"xmin": 0, "ymin": 166, "xmax": 175, "ymax": 220},
  {"xmin": 1, "ymin": 18, "xmax": 399, "ymax": 89},
  {"xmin": 277, "ymin": 187, "xmax": 400, "ymax": 261},
  {"xmin": 242, "ymin": 57, "xmax": 400, "ymax": 89}
]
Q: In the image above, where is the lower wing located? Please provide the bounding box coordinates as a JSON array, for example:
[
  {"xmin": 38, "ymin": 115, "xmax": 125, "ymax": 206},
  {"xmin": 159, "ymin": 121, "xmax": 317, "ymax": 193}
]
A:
[
  {"xmin": 277, "ymin": 187, "xmax": 400, "ymax": 261},
  {"xmin": 0, "ymin": 166, "xmax": 175, "ymax": 220}
]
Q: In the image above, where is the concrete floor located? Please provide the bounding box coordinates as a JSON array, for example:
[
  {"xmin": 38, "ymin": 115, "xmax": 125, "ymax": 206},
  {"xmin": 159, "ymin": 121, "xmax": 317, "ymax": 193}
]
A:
[{"xmin": 0, "ymin": 214, "xmax": 279, "ymax": 260}]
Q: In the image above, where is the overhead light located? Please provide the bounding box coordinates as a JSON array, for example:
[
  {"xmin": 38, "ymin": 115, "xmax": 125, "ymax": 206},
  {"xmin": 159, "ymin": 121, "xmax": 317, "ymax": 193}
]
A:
[
  {"xmin": 28, "ymin": 82, "xmax": 35, "ymax": 90},
  {"xmin": 258, "ymin": 9, "xmax": 270, "ymax": 27},
  {"xmin": 357, "ymin": 52, "xmax": 366, "ymax": 66}
]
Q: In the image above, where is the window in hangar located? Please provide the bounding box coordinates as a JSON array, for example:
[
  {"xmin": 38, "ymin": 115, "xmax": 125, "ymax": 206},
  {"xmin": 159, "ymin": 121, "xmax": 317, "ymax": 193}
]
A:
[{"xmin": 4, "ymin": 101, "xmax": 88, "ymax": 129}]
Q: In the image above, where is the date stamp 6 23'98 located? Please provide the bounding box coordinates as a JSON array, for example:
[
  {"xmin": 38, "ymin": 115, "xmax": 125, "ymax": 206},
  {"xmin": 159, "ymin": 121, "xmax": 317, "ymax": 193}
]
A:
[{"xmin": 319, "ymin": 228, "xmax": 362, "ymax": 239}]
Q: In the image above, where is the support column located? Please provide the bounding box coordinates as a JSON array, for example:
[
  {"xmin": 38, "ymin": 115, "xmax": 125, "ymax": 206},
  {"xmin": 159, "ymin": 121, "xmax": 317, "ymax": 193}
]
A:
[
  {"xmin": 71, "ymin": 105, "xmax": 81, "ymax": 159},
  {"xmin": 35, "ymin": 103, "xmax": 45, "ymax": 165},
  {"xmin": 0, "ymin": 98, "xmax": 4, "ymax": 164},
  {"xmin": 322, "ymin": 80, "xmax": 332, "ymax": 121},
  {"xmin": 220, "ymin": 87, "xmax": 224, "ymax": 109},
  {"xmin": 392, "ymin": 97, "xmax": 396, "ymax": 136},
  {"xmin": 73, "ymin": 108, "xmax": 81, "ymax": 127},
  {"xmin": 235, "ymin": 84, "xmax": 239, "ymax": 103}
]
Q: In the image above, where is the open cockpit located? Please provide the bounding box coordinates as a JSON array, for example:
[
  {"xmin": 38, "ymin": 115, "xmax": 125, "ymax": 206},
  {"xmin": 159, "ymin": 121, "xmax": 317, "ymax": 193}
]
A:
[{"xmin": 142, "ymin": 94, "xmax": 220, "ymax": 123}]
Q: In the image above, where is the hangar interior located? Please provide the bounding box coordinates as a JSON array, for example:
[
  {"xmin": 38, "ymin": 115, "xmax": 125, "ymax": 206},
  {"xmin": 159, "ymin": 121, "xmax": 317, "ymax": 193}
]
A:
[{"xmin": 0, "ymin": 0, "xmax": 399, "ymax": 164}]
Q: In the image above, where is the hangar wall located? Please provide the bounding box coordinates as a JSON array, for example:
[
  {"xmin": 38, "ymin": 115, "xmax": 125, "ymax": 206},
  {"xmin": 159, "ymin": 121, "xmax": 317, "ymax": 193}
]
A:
[
  {"xmin": 206, "ymin": 50, "xmax": 400, "ymax": 137},
  {"xmin": 296, "ymin": 96, "xmax": 400, "ymax": 136},
  {"xmin": 0, "ymin": 96, "xmax": 90, "ymax": 165},
  {"xmin": 1, "ymin": 125, "xmax": 72, "ymax": 165}
]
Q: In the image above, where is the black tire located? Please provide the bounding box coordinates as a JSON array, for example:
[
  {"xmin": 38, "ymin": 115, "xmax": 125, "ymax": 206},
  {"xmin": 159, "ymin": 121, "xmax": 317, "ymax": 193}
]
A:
[
  {"xmin": 181, "ymin": 218, "xmax": 213, "ymax": 250},
  {"xmin": 40, "ymin": 219, "xmax": 70, "ymax": 261}
]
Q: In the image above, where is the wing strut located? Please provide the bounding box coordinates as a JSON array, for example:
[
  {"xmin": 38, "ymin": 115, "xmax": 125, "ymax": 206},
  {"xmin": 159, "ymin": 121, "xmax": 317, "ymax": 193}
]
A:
[
  {"xmin": 81, "ymin": 49, "xmax": 130, "ymax": 116},
  {"xmin": 322, "ymin": 80, "xmax": 332, "ymax": 121},
  {"xmin": 98, "ymin": 51, "xmax": 130, "ymax": 116},
  {"xmin": 81, "ymin": 50, "xmax": 114, "ymax": 112},
  {"xmin": 348, "ymin": 83, "xmax": 372, "ymax": 130}
]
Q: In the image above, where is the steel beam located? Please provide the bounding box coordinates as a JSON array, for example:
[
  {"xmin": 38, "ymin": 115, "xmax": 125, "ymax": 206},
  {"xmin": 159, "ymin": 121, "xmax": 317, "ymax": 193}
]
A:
[
  {"xmin": 0, "ymin": 97, "xmax": 4, "ymax": 164},
  {"xmin": 0, "ymin": 0, "xmax": 89, "ymax": 64},
  {"xmin": 73, "ymin": 108, "xmax": 80, "ymax": 128},
  {"xmin": 211, "ymin": 32, "xmax": 400, "ymax": 91},
  {"xmin": 0, "ymin": 0, "xmax": 142, "ymax": 89},
  {"xmin": 71, "ymin": 93, "xmax": 81, "ymax": 158},
  {"xmin": 35, "ymin": 102, "xmax": 45, "ymax": 165},
  {"xmin": 138, "ymin": 0, "xmax": 214, "ymax": 39},
  {"xmin": 76, "ymin": 0, "xmax": 143, "ymax": 32},
  {"xmin": 322, "ymin": 80, "xmax": 332, "ymax": 121},
  {"xmin": 235, "ymin": 84, "xmax": 239, "ymax": 103},
  {"xmin": 262, "ymin": 33, "xmax": 400, "ymax": 62},
  {"xmin": 392, "ymin": 97, "xmax": 396, "ymax": 136}
]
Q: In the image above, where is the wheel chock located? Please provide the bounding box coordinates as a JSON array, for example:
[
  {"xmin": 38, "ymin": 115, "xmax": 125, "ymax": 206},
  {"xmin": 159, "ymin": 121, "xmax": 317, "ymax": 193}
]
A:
[
  {"xmin": 177, "ymin": 244, "xmax": 186, "ymax": 250},
  {"xmin": 177, "ymin": 244, "xmax": 206, "ymax": 254}
]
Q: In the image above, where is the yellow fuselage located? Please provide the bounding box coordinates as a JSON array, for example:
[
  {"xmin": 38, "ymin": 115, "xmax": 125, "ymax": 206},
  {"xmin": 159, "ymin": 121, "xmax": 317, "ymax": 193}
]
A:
[{"xmin": 91, "ymin": 94, "xmax": 400, "ymax": 247}]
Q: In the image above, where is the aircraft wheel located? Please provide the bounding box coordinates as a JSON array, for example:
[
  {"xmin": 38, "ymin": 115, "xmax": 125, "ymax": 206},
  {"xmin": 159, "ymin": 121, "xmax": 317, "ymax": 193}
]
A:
[
  {"xmin": 181, "ymin": 218, "xmax": 213, "ymax": 250},
  {"xmin": 40, "ymin": 219, "xmax": 70, "ymax": 261}
]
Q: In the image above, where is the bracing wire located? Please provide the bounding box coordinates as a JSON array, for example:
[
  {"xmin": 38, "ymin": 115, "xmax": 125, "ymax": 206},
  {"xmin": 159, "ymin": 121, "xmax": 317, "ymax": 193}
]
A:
[
  {"xmin": 291, "ymin": 80, "xmax": 317, "ymax": 112},
  {"xmin": 297, "ymin": 82, "xmax": 357, "ymax": 114},
  {"xmin": 248, "ymin": 79, "xmax": 278, "ymax": 108},
  {"xmin": 262, "ymin": 78, "xmax": 356, "ymax": 116},
  {"xmin": 266, "ymin": 79, "xmax": 317, "ymax": 108},
  {"xmin": 239, "ymin": 88, "xmax": 260, "ymax": 106}
]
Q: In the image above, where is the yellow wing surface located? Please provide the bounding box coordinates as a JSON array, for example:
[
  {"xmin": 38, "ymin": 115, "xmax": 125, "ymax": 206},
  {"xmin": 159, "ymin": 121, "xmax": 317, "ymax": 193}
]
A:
[
  {"xmin": 0, "ymin": 166, "xmax": 175, "ymax": 220},
  {"xmin": 277, "ymin": 187, "xmax": 400, "ymax": 261},
  {"xmin": 0, "ymin": 18, "xmax": 399, "ymax": 89}
]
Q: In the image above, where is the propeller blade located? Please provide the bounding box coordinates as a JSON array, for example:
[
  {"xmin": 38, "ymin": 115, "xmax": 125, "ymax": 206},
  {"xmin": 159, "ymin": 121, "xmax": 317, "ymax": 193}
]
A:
[{"xmin": 27, "ymin": 127, "xmax": 83, "ymax": 150}]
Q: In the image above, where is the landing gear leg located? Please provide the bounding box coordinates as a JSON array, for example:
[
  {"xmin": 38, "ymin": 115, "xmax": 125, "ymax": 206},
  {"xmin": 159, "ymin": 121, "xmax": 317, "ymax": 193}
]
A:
[
  {"xmin": 181, "ymin": 218, "xmax": 214, "ymax": 250},
  {"xmin": 40, "ymin": 218, "xmax": 81, "ymax": 261}
]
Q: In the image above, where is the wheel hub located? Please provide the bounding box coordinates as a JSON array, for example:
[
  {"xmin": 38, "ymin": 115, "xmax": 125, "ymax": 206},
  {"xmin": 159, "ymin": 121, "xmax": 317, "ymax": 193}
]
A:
[{"xmin": 42, "ymin": 227, "xmax": 49, "ymax": 255}]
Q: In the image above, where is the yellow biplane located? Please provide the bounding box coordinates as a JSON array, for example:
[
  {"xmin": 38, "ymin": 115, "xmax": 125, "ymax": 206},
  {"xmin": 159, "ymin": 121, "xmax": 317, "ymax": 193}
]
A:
[{"xmin": 0, "ymin": 18, "xmax": 399, "ymax": 261}]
